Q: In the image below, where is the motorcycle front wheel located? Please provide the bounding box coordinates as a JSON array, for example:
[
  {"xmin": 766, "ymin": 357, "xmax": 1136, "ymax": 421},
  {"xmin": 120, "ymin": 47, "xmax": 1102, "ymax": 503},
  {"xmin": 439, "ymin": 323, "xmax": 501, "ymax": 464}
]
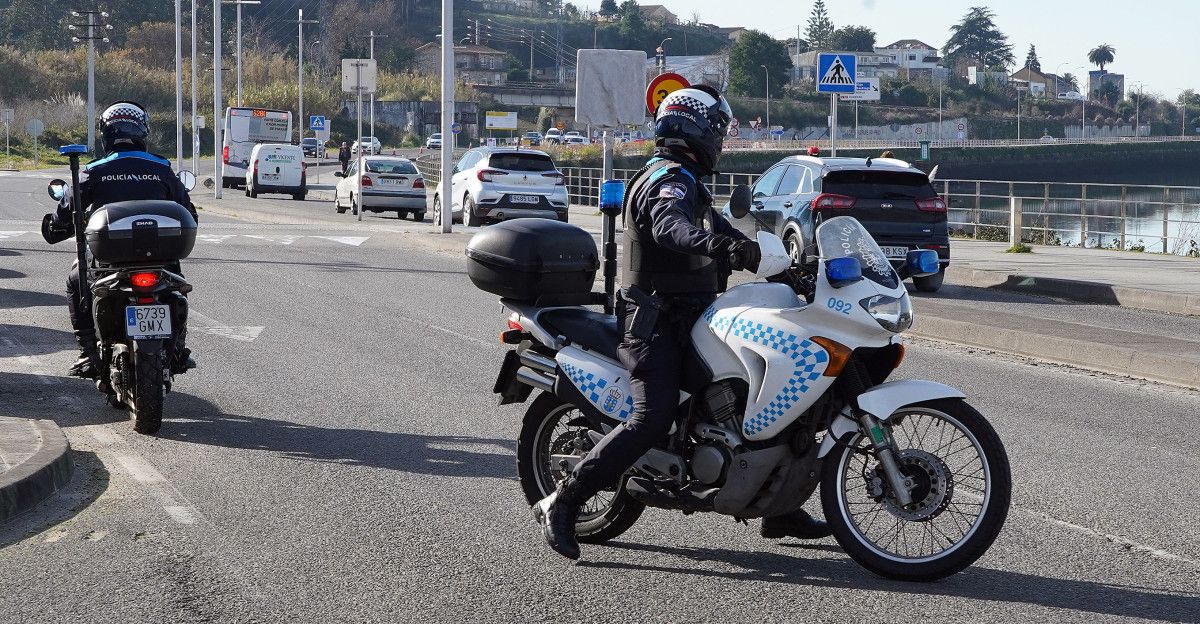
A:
[
  {"xmin": 821, "ymin": 398, "xmax": 1011, "ymax": 581},
  {"xmin": 516, "ymin": 392, "xmax": 644, "ymax": 544}
]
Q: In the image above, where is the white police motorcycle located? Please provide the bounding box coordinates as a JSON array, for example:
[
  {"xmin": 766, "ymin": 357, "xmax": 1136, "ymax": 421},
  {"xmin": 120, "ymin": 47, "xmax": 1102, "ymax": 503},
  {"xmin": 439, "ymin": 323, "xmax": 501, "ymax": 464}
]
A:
[{"xmin": 470, "ymin": 184, "xmax": 1010, "ymax": 581}]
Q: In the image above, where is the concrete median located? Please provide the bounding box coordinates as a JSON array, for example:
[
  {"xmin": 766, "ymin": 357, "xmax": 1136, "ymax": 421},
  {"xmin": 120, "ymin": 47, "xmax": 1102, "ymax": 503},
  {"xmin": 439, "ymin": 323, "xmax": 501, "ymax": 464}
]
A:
[{"xmin": 0, "ymin": 417, "xmax": 73, "ymax": 523}]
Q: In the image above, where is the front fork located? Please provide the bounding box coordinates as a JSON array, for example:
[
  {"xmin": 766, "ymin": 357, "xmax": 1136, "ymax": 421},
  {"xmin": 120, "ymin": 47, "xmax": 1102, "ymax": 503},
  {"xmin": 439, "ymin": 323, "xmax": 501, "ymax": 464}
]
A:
[{"xmin": 856, "ymin": 410, "xmax": 915, "ymax": 508}]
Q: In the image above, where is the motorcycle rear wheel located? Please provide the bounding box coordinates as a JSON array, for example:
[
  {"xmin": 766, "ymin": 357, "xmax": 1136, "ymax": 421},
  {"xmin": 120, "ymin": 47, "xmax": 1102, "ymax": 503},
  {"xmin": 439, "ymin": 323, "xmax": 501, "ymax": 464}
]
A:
[
  {"xmin": 821, "ymin": 398, "xmax": 1011, "ymax": 581},
  {"xmin": 517, "ymin": 392, "xmax": 644, "ymax": 544},
  {"xmin": 132, "ymin": 350, "xmax": 165, "ymax": 435}
]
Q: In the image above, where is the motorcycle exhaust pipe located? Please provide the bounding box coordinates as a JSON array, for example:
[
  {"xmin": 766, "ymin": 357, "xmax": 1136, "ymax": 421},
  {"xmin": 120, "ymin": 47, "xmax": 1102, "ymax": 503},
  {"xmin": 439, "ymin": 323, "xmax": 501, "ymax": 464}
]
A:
[
  {"xmin": 518, "ymin": 350, "xmax": 556, "ymax": 375},
  {"xmin": 516, "ymin": 367, "xmax": 554, "ymax": 392}
]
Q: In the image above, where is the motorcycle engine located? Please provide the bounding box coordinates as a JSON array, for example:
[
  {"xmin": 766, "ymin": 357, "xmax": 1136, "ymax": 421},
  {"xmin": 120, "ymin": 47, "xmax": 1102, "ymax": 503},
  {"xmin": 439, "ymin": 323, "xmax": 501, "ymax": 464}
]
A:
[
  {"xmin": 698, "ymin": 381, "xmax": 741, "ymax": 429},
  {"xmin": 690, "ymin": 381, "xmax": 745, "ymax": 486}
]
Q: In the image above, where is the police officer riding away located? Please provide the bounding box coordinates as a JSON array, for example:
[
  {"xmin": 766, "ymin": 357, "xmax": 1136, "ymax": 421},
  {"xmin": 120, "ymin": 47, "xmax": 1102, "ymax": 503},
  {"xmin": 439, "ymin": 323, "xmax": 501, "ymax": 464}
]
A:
[
  {"xmin": 41, "ymin": 101, "xmax": 198, "ymax": 379},
  {"xmin": 533, "ymin": 86, "xmax": 832, "ymax": 560}
]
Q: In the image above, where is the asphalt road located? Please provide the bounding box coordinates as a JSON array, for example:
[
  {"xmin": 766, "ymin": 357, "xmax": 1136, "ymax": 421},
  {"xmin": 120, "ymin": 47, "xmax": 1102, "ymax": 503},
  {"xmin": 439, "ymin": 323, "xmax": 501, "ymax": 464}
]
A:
[{"xmin": 1, "ymin": 170, "xmax": 1198, "ymax": 623}]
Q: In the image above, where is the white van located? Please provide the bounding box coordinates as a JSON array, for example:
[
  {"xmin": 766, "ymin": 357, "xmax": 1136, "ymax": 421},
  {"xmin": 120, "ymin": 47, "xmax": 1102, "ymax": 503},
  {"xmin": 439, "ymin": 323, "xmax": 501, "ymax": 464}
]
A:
[{"xmin": 245, "ymin": 143, "xmax": 307, "ymax": 200}]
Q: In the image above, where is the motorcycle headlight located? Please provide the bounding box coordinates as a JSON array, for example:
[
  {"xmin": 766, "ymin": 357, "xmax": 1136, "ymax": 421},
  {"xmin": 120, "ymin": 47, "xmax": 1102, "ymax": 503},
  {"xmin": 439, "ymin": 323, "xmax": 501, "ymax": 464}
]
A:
[{"xmin": 860, "ymin": 294, "xmax": 913, "ymax": 333}]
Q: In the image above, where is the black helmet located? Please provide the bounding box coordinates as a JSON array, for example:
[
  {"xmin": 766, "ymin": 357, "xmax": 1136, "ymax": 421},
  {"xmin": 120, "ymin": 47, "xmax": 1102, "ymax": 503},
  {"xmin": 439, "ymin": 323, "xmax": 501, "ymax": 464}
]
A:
[
  {"xmin": 98, "ymin": 101, "xmax": 150, "ymax": 153},
  {"xmin": 653, "ymin": 85, "xmax": 732, "ymax": 174}
]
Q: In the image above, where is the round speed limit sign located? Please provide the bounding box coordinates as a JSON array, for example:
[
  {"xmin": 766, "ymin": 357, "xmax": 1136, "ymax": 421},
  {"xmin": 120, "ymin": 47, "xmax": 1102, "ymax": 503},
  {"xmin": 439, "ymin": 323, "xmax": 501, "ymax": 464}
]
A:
[{"xmin": 646, "ymin": 72, "xmax": 690, "ymax": 115}]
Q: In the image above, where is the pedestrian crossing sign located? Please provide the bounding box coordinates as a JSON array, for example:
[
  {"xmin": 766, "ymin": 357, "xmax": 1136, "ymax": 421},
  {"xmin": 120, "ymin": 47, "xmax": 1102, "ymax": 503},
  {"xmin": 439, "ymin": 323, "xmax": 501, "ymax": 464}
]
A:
[{"xmin": 817, "ymin": 53, "xmax": 857, "ymax": 94}]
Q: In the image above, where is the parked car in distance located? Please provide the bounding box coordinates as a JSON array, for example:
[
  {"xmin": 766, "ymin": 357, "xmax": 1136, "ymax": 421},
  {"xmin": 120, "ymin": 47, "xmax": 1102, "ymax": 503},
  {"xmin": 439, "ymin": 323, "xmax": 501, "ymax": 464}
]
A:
[
  {"xmin": 353, "ymin": 136, "xmax": 381, "ymax": 154},
  {"xmin": 426, "ymin": 133, "xmax": 442, "ymax": 149},
  {"xmin": 245, "ymin": 143, "xmax": 307, "ymax": 200},
  {"xmin": 563, "ymin": 136, "xmax": 587, "ymax": 146},
  {"xmin": 520, "ymin": 131, "xmax": 542, "ymax": 146},
  {"xmin": 1039, "ymin": 134, "xmax": 1057, "ymax": 143},
  {"xmin": 563, "ymin": 131, "xmax": 583, "ymax": 140},
  {"xmin": 333, "ymin": 156, "xmax": 426, "ymax": 220},
  {"xmin": 723, "ymin": 155, "xmax": 949, "ymax": 292},
  {"xmin": 301, "ymin": 137, "xmax": 325, "ymax": 158},
  {"xmin": 544, "ymin": 128, "xmax": 563, "ymax": 145},
  {"xmin": 1058, "ymin": 91, "xmax": 1085, "ymax": 101},
  {"xmin": 432, "ymin": 147, "xmax": 567, "ymax": 227}
]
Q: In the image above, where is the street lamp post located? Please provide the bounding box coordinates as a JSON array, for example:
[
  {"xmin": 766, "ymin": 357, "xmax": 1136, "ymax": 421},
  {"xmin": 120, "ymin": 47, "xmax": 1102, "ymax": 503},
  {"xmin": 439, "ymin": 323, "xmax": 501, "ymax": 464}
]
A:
[
  {"xmin": 368, "ymin": 31, "xmax": 389, "ymax": 146},
  {"xmin": 761, "ymin": 64, "xmax": 770, "ymax": 139},
  {"xmin": 1132, "ymin": 82, "xmax": 1144, "ymax": 138},
  {"xmin": 440, "ymin": 0, "xmax": 456, "ymax": 232},
  {"xmin": 656, "ymin": 37, "xmax": 672, "ymax": 75},
  {"xmin": 223, "ymin": 1, "xmax": 261, "ymax": 107},
  {"xmin": 296, "ymin": 9, "xmax": 318, "ymax": 143}
]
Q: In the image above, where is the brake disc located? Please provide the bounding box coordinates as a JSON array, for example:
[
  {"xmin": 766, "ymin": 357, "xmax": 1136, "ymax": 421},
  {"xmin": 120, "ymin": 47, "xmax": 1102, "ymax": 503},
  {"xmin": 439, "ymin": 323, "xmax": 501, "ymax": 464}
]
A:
[{"xmin": 877, "ymin": 449, "xmax": 955, "ymax": 522}]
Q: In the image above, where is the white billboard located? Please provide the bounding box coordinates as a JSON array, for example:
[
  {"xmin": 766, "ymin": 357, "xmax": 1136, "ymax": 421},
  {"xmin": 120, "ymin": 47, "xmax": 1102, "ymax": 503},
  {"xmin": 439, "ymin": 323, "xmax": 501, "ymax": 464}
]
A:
[{"xmin": 484, "ymin": 111, "xmax": 519, "ymax": 130}]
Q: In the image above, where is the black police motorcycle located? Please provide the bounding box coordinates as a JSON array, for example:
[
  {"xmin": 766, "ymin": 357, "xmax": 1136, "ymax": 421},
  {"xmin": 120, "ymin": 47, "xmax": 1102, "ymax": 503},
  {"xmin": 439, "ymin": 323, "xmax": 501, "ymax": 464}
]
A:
[{"xmin": 46, "ymin": 145, "xmax": 198, "ymax": 434}]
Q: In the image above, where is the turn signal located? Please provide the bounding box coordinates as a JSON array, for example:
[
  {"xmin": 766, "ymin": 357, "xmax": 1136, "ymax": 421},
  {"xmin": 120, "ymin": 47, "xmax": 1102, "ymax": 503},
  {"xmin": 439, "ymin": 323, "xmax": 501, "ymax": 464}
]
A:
[
  {"xmin": 892, "ymin": 343, "xmax": 906, "ymax": 370},
  {"xmin": 811, "ymin": 336, "xmax": 852, "ymax": 377},
  {"xmin": 130, "ymin": 272, "xmax": 159, "ymax": 288}
]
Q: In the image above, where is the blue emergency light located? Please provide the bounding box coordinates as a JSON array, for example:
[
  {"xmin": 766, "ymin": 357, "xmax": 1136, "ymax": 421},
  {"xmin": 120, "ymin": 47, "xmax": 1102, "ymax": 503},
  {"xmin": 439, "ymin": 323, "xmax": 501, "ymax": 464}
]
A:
[
  {"xmin": 599, "ymin": 179, "xmax": 625, "ymax": 216},
  {"xmin": 59, "ymin": 144, "xmax": 88, "ymax": 155},
  {"xmin": 825, "ymin": 256, "xmax": 863, "ymax": 286}
]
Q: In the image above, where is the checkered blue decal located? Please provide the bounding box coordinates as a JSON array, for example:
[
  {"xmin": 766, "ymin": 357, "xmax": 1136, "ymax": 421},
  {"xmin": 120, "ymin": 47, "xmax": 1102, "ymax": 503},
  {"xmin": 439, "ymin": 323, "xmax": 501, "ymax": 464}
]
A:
[
  {"xmin": 704, "ymin": 306, "xmax": 829, "ymax": 437},
  {"xmin": 560, "ymin": 362, "xmax": 635, "ymax": 421}
]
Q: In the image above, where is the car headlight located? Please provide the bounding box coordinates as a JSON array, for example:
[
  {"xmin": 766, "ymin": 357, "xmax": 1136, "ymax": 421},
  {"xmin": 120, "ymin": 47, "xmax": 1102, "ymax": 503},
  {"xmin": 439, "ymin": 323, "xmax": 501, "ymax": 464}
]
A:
[{"xmin": 860, "ymin": 294, "xmax": 913, "ymax": 333}]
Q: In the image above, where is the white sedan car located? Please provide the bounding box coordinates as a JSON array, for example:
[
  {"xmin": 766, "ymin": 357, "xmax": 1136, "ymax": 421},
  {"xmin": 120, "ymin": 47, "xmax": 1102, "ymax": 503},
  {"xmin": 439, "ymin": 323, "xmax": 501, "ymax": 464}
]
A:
[
  {"xmin": 334, "ymin": 156, "xmax": 427, "ymax": 220},
  {"xmin": 432, "ymin": 147, "xmax": 568, "ymax": 227},
  {"xmin": 353, "ymin": 136, "xmax": 382, "ymax": 155}
]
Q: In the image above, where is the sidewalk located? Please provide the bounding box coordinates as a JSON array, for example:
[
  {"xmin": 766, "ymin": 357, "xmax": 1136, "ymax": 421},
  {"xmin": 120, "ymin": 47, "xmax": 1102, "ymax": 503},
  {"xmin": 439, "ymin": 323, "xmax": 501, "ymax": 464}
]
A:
[
  {"xmin": 0, "ymin": 417, "xmax": 73, "ymax": 523},
  {"xmin": 947, "ymin": 240, "xmax": 1200, "ymax": 316}
]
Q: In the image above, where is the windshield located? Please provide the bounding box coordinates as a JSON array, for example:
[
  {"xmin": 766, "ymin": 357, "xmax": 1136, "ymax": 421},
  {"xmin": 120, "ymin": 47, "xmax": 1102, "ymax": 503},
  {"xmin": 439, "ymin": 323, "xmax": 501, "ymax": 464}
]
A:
[
  {"xmin": 430, "ymin": 134, "xmax": 441, "ymax": 139},
  {"xmin": 816, "ymin": 216, "xmax": 899, "ymax": 289},
  {"xmin": 488, "ymin": 153, "xmax": 554, "ymax": 172},
  {"xmin": 364, "ymin": 160, "xmax": 418, "ymax": 174},
  {"xmin": 823, "ymin": 170, "xmax": 936, "ymax": 200}
]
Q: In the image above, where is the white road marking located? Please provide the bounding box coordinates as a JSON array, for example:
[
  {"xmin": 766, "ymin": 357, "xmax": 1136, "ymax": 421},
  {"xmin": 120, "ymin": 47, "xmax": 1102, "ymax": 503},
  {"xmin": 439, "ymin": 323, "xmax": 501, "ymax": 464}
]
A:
[
  {"xmin": 0, "ymin": 230, "xmax": 29, "ymax": 239},
  {"xmin": 309, "ymin": 235, "xmax": 369, "ymax": 246},
  {"xmin": 1022, "ymin": 507, "xmax": 1200, "ymax": 568},
  {"xmin": 115, "ymin": 454, "xmax": 167, "ymax": 484},
  {"xmin": 163, "ymin": 505, "xmax": 198, "ymax": 525},
  {"xmin": 196, "ymin": 234, "xmax": 236, "ymax": 244},
  {"xmin": 83, "ymin": 425, "xmax": 209, "ymax": 527},
  {"xmin": 189, "ymin": 309, "xmax": 264, "ymax": 343},
  {"xmin": 243, "ymin": 234, "xmax": 301, "ymax": 245}
]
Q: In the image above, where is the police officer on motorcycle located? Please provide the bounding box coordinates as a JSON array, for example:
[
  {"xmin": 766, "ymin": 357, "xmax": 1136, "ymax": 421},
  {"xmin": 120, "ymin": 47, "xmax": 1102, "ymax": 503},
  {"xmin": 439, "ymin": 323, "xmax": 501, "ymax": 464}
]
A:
[
  {"xmin": 534, "ymin": 86, "xmax": 832, "ymax": 560},
  {"xmin": 42, "ymin": 101, "xmax": 197, "ymax": 379}
]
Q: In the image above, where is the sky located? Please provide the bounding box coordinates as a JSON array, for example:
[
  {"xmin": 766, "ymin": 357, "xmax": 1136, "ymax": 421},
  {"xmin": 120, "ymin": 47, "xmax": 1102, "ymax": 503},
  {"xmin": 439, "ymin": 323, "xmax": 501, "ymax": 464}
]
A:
[{"xmin": 580, "ymin": 0, "xmax": 1200, "ymax": 100}]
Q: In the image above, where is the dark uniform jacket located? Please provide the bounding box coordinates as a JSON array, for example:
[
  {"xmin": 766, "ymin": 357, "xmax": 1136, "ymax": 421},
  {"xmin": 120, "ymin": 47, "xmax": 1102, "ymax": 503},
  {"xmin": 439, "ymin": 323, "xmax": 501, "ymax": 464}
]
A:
[{"xmin": 50, "ymin": 150, "xmax": 195, "ymax": 233}]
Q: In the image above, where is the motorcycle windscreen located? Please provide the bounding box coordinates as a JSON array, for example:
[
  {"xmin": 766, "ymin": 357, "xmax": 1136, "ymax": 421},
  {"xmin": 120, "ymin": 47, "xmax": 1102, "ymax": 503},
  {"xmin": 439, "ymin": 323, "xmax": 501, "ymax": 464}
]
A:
[{"xmin": 816, "ymin": 215, "xmax": 900, "ymax": 290}]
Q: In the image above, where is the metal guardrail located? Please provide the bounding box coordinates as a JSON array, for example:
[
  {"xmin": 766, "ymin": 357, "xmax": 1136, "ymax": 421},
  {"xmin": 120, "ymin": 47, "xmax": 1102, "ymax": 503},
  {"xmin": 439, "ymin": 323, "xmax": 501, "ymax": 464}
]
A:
[{"xmin": 723, "ymin": 136, "xmax": 1200, "ymax": 151}]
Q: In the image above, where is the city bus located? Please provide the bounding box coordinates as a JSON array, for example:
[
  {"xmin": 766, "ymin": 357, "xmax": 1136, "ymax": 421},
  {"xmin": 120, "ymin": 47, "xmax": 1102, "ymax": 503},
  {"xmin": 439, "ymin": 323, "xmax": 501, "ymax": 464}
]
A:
[{"xmin": 222, "ymin": 107, "xmax": 293, "ymax": 188}]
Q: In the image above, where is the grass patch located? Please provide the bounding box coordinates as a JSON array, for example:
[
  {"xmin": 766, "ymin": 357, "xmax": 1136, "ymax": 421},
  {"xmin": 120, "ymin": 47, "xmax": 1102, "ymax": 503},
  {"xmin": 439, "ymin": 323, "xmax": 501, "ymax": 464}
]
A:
[{"xmin": 1005, "ymin": 243, "xmax": 1033, "ymax": 253}]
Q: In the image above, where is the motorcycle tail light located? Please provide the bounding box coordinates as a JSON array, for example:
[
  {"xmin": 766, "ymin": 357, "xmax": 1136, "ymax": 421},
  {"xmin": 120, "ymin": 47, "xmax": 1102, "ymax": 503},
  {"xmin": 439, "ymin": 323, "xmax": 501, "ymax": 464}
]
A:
[
  {"xmin": 131, "ymin": 272, "xmax": 159, "ymax": 288},
  {"xmin": 507, "ymin": 316, "xmax": 524, "ymax": 331}
]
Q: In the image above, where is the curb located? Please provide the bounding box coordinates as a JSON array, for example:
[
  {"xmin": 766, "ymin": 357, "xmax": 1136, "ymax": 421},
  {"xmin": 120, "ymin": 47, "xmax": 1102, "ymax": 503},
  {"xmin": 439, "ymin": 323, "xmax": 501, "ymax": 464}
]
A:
[
  {"xmin": 910, "ymin": 315, "xmax": 1200, "ymax": 389},
  {"xmin": 0, "ymin": 419, "xmax": 74, "ymax": 524},
  {"xmin": 947, "ymin": 266, "xmax": 1200, "ymax": 317}
]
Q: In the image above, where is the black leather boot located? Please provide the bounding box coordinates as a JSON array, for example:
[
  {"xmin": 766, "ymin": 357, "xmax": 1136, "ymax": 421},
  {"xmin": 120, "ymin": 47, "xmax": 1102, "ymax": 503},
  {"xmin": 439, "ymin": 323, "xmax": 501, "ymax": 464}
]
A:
[
  {"xmin": 531, "ymin": 477, "xmax": 584, "ymax": 560},
  {"xmin": 168, "ymin": 293, "xmax": 196, "ymax": 374},
  {"xmin": 68, "ymin": 330, "xmax": 101, "ymax": 379},
  {"xmin": 760, "ymin": 508, "xmax": 833, "ymax": 540}
]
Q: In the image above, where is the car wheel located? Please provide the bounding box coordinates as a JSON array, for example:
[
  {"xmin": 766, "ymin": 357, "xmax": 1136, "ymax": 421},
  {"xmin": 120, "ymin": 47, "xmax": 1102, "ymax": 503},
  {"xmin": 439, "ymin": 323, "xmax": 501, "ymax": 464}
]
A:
[
  {"xmin": 397, "ymin": 210, "xmax": 405, "ymax": 219},
  {"xmin": 334, "ymin": 193, "xmax": 347, "ymax": 214},
  {"xmin": 785, "ymin": 232, "xmax": 803, "ymax": 266},
  {"xmin": 248, "ymin": 182, "xmax": 258, "ymax": 199},
  {"xmin": 463, "ymin": 195, "xmax": 481, "ymax": 227},
  {"xmin": 913, "ymin": 267, "xmax": 946, "ymax": 293},
  {"xmin": 413, "ymin": 212, "xmax": 426, "ymax": 222},
  {"xmin": 350, "ymin": 194, "xmax": 358, "ymax": 215}
]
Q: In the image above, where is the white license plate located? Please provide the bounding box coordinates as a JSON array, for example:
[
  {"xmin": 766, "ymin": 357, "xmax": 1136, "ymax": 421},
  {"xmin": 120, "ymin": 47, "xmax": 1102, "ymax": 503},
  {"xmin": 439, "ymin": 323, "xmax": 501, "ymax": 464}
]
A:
[
  {"xmin": 881, "ymin": 246, "xmax": 909, "ymax": 258},
  {"xmin": 510, "ymin": 195, "xmax": 540, "ymax": 204},
  {"xmin": 263, "ymin": 173, "xmax": 280, "ymax": 181},
  {"xmin": 380, "ymin": 178, "xmax": 404, "ymax": 186},
  {"xmin": 126, "ymin": 305, "xmax": 172, "ymax": 339}
]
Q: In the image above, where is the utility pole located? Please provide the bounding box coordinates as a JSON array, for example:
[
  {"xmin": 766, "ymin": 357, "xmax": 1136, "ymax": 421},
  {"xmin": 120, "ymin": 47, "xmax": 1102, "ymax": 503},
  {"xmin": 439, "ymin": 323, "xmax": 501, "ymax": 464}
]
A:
[
  {"xmin": 368, "ymin": 31, "xmax": 388, "ymax": 144},
  {"xmin": 191, "ymin": 0, "xmax": 198, "ymax": 173},
  {"xmin": 761, "ymin": 64, "xmax": 770, "ymax": 138},
  {"xmin": 213, "ymin": 0, "xmax": 223, "ymax": 198},
  {"xmin": 526, "ymin": 29, "xmax": 535, "ymax": 82},
  {"xmin": 296, "ymin": 9, "xmax": 319, "ymax": 143},
  {"xmin": 1133, "ymin": 82, "xmax": 1144, "ymax": 137},
  {"xmin": 69, "ymin": 10, "xmax": 111, "ymax": 156},
  {"xmin": 175, "ymin": 0, "xmax": 183, "ymax": 167},
  {"xmin": 223, "ymin": 1, "xmax": 260, "ymax": 107},
  {"xmin": 441, "ymin": 0, "xmax": 456, "ymax": 232}
]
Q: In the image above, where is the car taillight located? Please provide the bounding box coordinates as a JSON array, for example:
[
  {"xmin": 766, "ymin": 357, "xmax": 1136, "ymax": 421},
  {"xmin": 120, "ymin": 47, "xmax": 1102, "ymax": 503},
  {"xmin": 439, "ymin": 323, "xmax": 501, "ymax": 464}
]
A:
[
  {"xmin": 222, "ymin": 145, "xmax": 229, "ymax": 164},
  {"xmin": 413, "ymin": 178, "xmax": 425, "ymax": 189},
  {"xmin": 477, "ymin": 168, "xmax": 503, "ymax": 182},
  {"xmin": 543, "ymin": 172, "xmax": 565, "ymax": 186},
  {"xmin": 252, "ymin": 159, "xmax": 259, "ymax": 176},
  {"xmin": 916, "ymin": 197, "xmax": 947, "ymax": 212},
  {"xmin": 361, "ymin": 175, "xmax": 373, "ymax": 187},
  {"xmin": 812, "ymin": 193, "xmax": 856, "ymax": 211},
  {"xmin": 131, "ymin": 272, "xmax": 158, "ymax": 288}
]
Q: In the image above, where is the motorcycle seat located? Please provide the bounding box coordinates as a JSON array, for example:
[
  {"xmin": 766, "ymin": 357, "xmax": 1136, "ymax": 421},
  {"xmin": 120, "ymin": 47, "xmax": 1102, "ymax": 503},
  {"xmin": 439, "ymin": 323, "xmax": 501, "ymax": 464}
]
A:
[{"xmin": 538, "ymin": 308, "xmax": 619, "ymax": 360}]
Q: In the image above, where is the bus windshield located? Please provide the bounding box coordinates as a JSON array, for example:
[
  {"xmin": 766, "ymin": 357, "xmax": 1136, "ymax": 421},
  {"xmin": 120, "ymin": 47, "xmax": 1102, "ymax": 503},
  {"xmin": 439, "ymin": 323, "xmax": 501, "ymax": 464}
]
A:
[{"xmin": 226, "ymin": 108, "xmax": 291, "ymax": 144}]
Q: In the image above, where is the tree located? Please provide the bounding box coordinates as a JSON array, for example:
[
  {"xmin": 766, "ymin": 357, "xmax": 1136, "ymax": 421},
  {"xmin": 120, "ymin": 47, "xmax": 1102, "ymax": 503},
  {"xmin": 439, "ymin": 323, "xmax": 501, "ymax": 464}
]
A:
[
  {"xmin": 1023, "ymin": 44, "xmax": 1041, "ymax": 72},
  {"xmin": 727, "ymin": 29, "xmax": 792, "ymax": 97},
  {"xmin": 943, "ymin": 7, "xmax": 1014, "ymax": 70},
  {"xmin": 1059, "ymin": 72, "xmax": 1078, "ymax": 92},
  {"xmin": 1094, "ymin": 81, "xmax": 1120, "ymax": 106},
  {"xmin": 1178, "ymin": 89, "xmax": 1200, "ymax": 108},
  {"xmin": 804, "ymin": 0, "xmax": 835, "ymax": 51},
  {"xmin": 1088, "ymin": 44, "xmax": 1115, "ymax": 71},
  {"xmin": 829, "ymin": 26, "xmax": 875, "ymax": 52},
  {"xmin": 598, "ymin": 0, "xmax": 618, "ymax": 17},
  {"xmin": 616, "ymin": 0, "xmax": 646, "ymax": 47}
]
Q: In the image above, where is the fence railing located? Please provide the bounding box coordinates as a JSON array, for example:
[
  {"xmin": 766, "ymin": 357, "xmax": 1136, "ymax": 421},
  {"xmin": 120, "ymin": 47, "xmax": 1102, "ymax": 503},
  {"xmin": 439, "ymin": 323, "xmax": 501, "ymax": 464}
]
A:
[
  {"xmin": 723, "ymin": 135, "xmax": 1200, "ymax": 152},
  {"xmin": 415, "ymin": 154, "xmax": 1200, "ymax": 257}
]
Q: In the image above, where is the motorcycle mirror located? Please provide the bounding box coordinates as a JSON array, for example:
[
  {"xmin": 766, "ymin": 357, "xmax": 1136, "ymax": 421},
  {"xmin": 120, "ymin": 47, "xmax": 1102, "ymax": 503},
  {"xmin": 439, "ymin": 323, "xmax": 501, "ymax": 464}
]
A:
[
  {"xmin": 177, "ymin": 170, "xmax": 197, "ymax": 191},
  {"xmin": 47, "ymin": 179, "xmax": 68, "ymax": 201},
  {"xmin": 334, "ymin": 171, "xmax": 345, "ymax": 178},
  {"xmin": 728, "ymin": 184, "xmax": 752, "ymax": 219}
]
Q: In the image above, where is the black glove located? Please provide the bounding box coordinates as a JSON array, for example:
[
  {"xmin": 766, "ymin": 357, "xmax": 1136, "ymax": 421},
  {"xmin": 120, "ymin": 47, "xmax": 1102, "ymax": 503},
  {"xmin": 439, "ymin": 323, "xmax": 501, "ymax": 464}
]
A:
[
  {"xmin": 41, "ymin": 213, "xmax": 73, "ymax": 244},
  {"xmin": 728, "ymin": 240, "xmax": 761, "ymax": 273}
]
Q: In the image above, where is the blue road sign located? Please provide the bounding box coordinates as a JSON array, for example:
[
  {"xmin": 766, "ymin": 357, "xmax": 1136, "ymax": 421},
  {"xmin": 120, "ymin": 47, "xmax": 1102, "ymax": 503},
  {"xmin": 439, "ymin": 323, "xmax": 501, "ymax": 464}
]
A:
[
  {"xmin": 770, "ymin": 129, "xmax": 785, "ymax": 136},
  {"xmin": 310, "ymin": 115, "xmax": 326, "ymax": 131},
  {"xmin": 817, "ymin": 53, "xmax": 857, "ymax": 94},
  {"xmin": 451, "ymin": 122, "xmax": 462, "ymax": 134}
]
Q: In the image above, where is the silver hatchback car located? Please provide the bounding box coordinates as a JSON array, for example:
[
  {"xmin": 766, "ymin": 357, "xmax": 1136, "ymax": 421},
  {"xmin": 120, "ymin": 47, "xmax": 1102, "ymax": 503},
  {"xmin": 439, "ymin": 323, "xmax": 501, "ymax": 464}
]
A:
[{"xmin": 433, "ymin": 147, "xmax": 569, "ymax": 227}]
